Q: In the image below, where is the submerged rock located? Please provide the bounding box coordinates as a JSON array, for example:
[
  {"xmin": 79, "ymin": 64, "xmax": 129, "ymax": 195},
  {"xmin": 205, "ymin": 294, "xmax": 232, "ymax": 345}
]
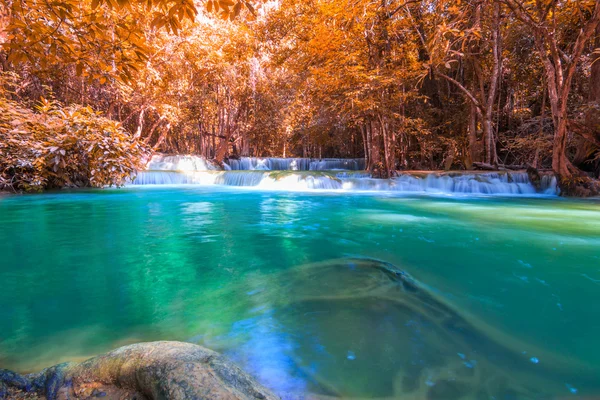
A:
[
  {"xmin": 0, "ymin": 341, "xmax": 279, "ymax": 400},
  {"xmin": 245, "ymin": 257, "xmax": 599, "ymax": 399}
]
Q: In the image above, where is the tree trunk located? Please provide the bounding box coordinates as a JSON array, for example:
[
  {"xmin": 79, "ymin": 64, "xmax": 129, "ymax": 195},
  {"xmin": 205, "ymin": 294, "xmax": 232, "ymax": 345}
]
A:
[
  {"xmin": 143, "ymin": 116, "xmax": 165, "ymax": 144},
  {"xmin": 378, "ymin": 114, "xmax": 395, "ymax": 177},
  {"xmin": 589, "ymin": 25, "xmax": 600, "ymax": 104},
  {"xmin": 483, "ymin": 2, "xmax": 501, "ymax": 166},
  {"xmin": 215, "ymin": 133, "xmax": 231, "ymax": 163},
  {"xmin": 152, "ymin": 123, "xmax": 171, "ymax": 151},
  {"xmin": 552, "ymin": 116, "xmax": 571, "ymax": 176},
  {"xmin": 211, "ymin": 126, "xmax": 216, "ymax": 158},
  {"xmin": 368, "ymin": 119, "xmax": 381, "ymax": 172},
  {"xmin": 467, "ymin": 102, "xmax": 479, "ymax": 166},
  {"xmin": 360, "ymin": 124, "xmax": 369, "ymax": 167},
  {"xmin": 482, "ymin": 114, "xmax": 497, "ymax": 165},
  {"xmin": 133, "ymin": 108, "xmax": 145, "ymax": 139}
]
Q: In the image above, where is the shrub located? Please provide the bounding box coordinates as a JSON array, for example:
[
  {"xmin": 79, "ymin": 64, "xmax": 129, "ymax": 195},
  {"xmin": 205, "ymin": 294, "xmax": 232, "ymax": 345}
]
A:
[{"xmin": 0, "ymin": 81, "xmax": 149, "ymax": 192}]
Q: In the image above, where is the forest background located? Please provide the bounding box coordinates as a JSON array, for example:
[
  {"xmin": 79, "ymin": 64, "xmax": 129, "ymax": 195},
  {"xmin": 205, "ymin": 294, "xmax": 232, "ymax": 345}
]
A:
[{"xmin": 1, "ymin": 0, "xmax": 599, "ymax": 194}]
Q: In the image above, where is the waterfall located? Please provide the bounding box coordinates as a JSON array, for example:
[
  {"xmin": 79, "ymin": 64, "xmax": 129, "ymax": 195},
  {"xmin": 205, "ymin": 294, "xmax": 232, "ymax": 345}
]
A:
[
  {"xmin": 146, "ymin": 154, "xmax": 220, "ymax": 171},
  {"xmin": 132, "ymin": 154, "xmax": 558, "ymax": 195},
  {"xmin": 131, "ymin": 171, "xmax": 218, "ymax": 185},
  {"xmin": 145, "ymin": 155, "xmax": 366, "ymax": 172},
  {"xmin": 309, "ymin": 159, "xmax": 365, "ymax": 170},
  {"xmin": 130, "ymin": 170, "xmax": 559, "ymax": 195},
  {"xmin": 540, "ymin": 174, "xmax": 559, "ymax": 195},
  {"xmin": 224, "ymin": 157, "xmax": 365, "ymax": 171}
]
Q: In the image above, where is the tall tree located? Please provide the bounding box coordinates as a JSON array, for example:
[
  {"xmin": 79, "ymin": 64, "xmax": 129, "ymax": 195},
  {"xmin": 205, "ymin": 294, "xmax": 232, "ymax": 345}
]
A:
[
  {"xmin": 426, "ymin": 0, "xmax": 503, "ymax": 165},
  {"xmin": 501, "ymin": 0, "xmax": 600, "ymax": 177}
]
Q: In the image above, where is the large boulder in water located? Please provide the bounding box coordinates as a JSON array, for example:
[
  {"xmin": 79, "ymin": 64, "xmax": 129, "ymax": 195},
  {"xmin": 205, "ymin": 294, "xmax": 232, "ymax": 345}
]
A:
[{"xmin": 0, "ymin": 341, "xmax": 279, "ymax": 400}]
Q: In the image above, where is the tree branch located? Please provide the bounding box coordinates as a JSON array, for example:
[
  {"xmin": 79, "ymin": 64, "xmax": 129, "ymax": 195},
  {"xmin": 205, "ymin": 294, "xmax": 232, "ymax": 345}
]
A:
[
  {"xmin": 387, "ymin": 0, "xmax": 420, "ymax": 19},
  {"xmin": 434, "ymin": 71, "xmax": 482, "ymax": 111}
]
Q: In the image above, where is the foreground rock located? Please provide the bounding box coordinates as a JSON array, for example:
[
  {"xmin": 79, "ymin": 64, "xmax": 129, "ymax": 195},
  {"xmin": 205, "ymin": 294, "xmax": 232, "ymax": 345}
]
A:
[{"xmin": 0, "ymin": 341, "xmax": 279, "ymax": 400}]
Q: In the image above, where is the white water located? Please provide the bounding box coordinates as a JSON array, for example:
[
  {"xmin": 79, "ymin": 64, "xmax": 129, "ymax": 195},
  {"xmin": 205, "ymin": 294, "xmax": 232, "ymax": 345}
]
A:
[
  {"xmin": 134, "ymin": 154, "xmax": 558, "ymax": 195},
  {"xmin": 146, "ymin": 154, "xmax": 220, "ymax": 171},
  {"xmin": 131, "ymin": 170, "xmax": 558, "ymax": 195},
  {"xmin": 224, "ymin": 157, "xmax": 365, "ymax": 171}
]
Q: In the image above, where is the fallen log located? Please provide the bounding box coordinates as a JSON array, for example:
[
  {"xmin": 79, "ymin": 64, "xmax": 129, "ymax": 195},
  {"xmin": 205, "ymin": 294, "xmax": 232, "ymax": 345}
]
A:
[
  {"xmin": 473, "ymin": 162, "xmax": 528, "ymax": 171},
  {"xmin": 472, "ymin": 162, "xmax": 497, "ymax": 170}
]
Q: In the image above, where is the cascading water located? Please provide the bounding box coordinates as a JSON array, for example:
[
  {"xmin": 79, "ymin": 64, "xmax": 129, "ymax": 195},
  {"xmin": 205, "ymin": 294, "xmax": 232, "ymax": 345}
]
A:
[
  {"xmin": 132, "ymin": 169, "xmax": 558, "ymax": 195},
  {"xmin": 133, "ymin": 154, "xmax": 558, "ymax": 195},
  {"xmin": 146, "ymin": 154, "xmax": 220, "ymax": 171},
  {"xmin": 224, "ymin": 157, "xmax": 366, "ymax": 171}
]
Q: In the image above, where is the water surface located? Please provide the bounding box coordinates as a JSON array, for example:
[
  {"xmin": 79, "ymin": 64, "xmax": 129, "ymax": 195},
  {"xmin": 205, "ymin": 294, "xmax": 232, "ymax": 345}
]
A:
[{"xmin": 0, "ymin": 187, "xmax": 599, "ymax": 399}]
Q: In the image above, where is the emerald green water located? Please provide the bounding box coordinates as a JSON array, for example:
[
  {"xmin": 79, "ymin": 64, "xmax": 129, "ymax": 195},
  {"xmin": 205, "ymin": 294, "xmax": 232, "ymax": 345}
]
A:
[{"xmin": 1, "ymin": 186, "xmax": 599, "ymax": 399}]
